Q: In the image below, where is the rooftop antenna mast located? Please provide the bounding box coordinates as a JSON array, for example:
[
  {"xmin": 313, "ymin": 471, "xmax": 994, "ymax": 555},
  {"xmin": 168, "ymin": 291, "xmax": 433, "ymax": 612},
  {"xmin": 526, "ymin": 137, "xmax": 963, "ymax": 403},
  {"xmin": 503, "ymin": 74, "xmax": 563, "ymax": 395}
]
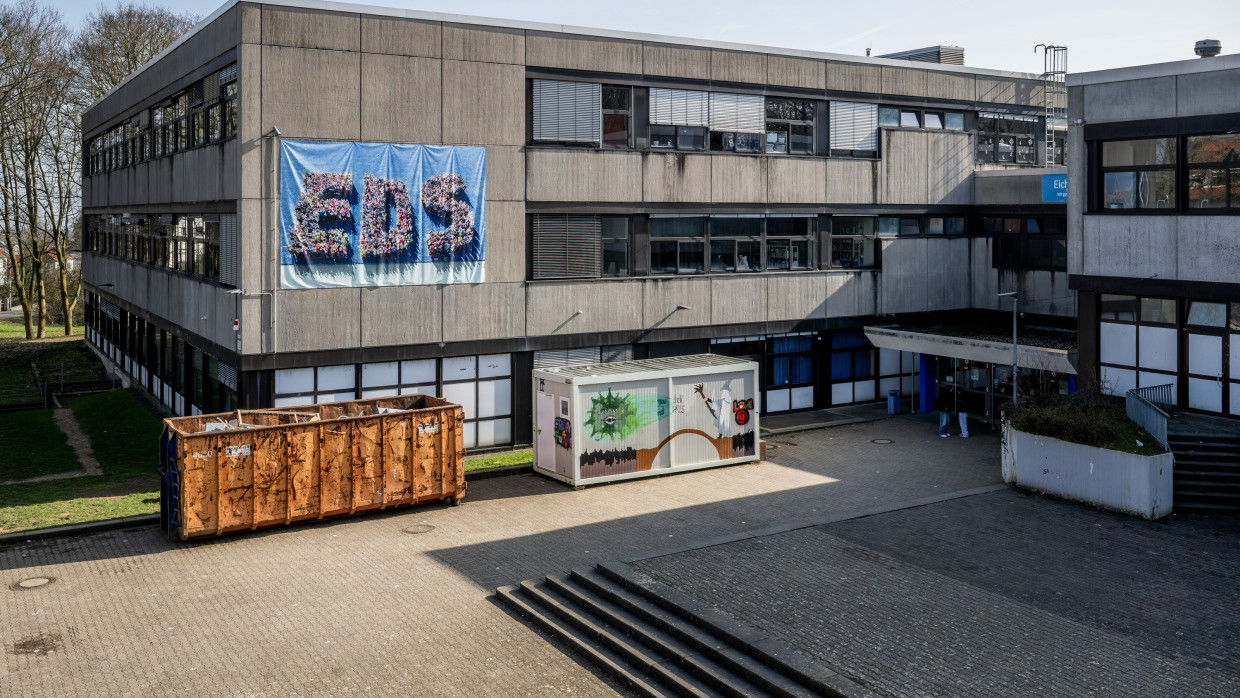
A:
[{"xmin": 1035, "ymin": 44, "xmax": 1068, "ymax": 165}]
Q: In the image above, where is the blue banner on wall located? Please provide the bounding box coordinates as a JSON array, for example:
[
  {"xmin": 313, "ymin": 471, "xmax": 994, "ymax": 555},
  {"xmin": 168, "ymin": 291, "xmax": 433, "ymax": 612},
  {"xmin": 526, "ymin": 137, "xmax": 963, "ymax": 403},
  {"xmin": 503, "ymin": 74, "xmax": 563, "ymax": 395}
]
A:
[
  {"xmin": 279, "ymin": 140, "xmax": 486, "ymax": 289},
  {"xmin": 1041, "ymin": 173, "xmax": 1068, "ymax": 203}
]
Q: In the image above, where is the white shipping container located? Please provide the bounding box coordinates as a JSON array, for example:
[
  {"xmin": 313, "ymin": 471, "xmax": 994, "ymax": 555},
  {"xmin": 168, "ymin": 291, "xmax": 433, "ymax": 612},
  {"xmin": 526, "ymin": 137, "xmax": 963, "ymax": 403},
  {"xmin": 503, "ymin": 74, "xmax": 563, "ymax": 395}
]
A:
[{"xmin": 532, "ymin": 355, "xmax": 760, "ymax": 486}]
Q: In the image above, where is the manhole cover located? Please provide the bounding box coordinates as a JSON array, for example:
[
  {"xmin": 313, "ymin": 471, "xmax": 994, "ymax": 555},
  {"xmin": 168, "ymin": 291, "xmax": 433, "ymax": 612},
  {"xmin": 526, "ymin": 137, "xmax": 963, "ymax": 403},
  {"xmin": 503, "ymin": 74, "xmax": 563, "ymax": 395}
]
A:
[
  {"xmin": 402, "ymin": 524, "xmax": 435, "ymax": 535},
  {"xmin": 870, "ymin": 438, "xmax": 895, "ymax": 445},
  {"xmin": 10, "ymin": 576, "xmax": 55, "ymax": 591}
]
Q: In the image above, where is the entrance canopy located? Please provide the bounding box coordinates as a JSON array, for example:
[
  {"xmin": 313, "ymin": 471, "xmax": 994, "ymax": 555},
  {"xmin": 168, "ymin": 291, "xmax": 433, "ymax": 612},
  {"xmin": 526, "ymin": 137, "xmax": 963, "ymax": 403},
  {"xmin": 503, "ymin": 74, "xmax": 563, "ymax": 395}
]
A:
[{"xmin": 864, "ymin": 326, "xmax": 1077, "ymax": 375}]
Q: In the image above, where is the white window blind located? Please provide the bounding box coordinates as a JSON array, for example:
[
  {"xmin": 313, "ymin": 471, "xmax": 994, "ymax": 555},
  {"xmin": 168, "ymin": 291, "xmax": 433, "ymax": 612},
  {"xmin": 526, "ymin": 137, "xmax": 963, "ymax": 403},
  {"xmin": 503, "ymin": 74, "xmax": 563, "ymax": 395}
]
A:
[
  {"xmin": 650, "ymin": 88, "xmax": 710, "ymax": 127},
  {"xmin": 708, "ymin": 93, "xmax": 765, "ymax": 133},
  {"xmin": 830, "ymin": 101, "xmax": 879, "ymax": 152},
  {"xmin": 534, "ymin": 348, "xmax": 603, "ymax": 369},
  {"xmin": 532, "ymin": 79, "xmax": 601, "ymax": 143},
  {"xmin": 532, "ymin": 214, "xmax": 601, "ymax": 280}
]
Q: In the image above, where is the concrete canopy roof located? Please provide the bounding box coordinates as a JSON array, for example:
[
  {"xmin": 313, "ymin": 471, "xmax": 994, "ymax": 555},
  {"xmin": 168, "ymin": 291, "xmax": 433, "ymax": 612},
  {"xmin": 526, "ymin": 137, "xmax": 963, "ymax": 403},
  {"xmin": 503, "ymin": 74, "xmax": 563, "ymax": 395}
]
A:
[{"xmin": 864, "ymin": 326, "xmax": 1078, "ymax": 375}]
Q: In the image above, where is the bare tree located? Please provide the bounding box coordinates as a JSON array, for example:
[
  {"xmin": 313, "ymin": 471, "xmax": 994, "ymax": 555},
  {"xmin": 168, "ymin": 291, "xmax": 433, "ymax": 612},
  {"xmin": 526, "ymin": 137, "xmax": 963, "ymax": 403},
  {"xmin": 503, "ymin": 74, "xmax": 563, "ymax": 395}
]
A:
[{"xmin": 72, "ymin": 2, "xmax": 197, "ymax": 105}]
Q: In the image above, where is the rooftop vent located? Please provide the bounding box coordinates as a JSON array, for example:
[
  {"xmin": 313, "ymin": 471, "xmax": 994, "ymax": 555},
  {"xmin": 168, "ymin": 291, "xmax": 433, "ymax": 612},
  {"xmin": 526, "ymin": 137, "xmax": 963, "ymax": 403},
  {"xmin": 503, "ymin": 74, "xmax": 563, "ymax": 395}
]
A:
[
  {"xmin": 1195, "ymin": 39, "xmax": 1221, "ymax": 58},
  {"xmin": 877, "ymin": 45, "xmax": 964, "ymax": 65}
]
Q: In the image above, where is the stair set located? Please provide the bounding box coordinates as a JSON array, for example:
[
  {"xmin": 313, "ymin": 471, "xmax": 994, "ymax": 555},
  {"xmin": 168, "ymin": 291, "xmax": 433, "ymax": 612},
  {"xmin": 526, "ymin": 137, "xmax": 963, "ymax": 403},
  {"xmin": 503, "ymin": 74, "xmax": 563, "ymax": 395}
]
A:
[{"xmin": 1168, "ymin": 433, "xmax": 1240, "ymax": 513}]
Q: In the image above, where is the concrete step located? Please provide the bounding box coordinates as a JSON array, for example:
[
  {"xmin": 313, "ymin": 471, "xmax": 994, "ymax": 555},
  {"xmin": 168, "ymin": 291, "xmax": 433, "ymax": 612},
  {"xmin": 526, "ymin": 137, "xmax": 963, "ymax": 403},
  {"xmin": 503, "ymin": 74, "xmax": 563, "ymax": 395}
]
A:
[{"xmin": 1170, "ymin": 449, "xmax": 1240, "ymax": 463}]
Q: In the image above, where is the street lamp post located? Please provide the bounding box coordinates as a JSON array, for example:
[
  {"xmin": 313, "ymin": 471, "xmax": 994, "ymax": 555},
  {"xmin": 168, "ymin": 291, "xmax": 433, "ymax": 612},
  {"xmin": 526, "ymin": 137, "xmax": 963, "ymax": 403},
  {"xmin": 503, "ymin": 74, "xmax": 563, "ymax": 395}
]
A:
[{"xmin": 998, "ymin": 292, "xmax": 1018, "ymax": 407}]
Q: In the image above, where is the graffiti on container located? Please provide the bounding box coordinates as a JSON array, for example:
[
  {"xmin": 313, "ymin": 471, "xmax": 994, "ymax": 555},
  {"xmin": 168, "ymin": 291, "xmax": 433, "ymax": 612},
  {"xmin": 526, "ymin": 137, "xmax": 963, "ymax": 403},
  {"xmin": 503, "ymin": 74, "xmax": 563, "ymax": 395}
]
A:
[
  {"xmin": 224, "ymin": 445, "xmax": 251, "ymax": 458},
  {"xmin": 554, "ymin": 418, "xmax": 572, "ymax": 449},
  {"xmin": 733, "ymin": 398, "xmax": 754, "ymax": 427},
  {"xmin": 694, "ymin": 383, "xmax": 736, "ymax": 438},
  {"xmin": 731, "ymin": 431, "xmax": 756, "ymax": 457},
  {"xmin": 583, "ymin": 388, "xmax": 668, "ymax": 441},
  {"xmin": 579, "ymin": 446, "xmax": 638, "ymax": 478}
]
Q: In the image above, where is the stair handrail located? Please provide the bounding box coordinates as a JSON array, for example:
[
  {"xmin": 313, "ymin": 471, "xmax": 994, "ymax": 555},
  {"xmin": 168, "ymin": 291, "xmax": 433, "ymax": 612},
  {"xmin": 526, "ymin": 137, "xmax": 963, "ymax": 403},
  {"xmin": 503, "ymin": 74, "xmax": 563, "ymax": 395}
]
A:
[{"xmin": 1126, "ymin": 384, "xmax": 1171, "ymax": 450}]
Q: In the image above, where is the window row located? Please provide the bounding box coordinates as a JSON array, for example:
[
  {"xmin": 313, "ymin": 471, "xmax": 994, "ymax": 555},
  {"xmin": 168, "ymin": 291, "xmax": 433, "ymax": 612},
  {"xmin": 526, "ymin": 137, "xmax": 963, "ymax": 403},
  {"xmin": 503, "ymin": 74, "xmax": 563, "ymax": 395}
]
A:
[
  {"xmin": 982, "ymin": 216, "xmax": 1067, "ymax": 271},
  {"xmin": 976, "ymin": 112, "xmax": 1040, "ymax": 165},
  {"xmin": 1096, "ymin": 133, "xmax": 1240, "ymax": 211},
  {"xmin": 1101, "ymin": 295, "xmax": 1240, "ymax": 329},
  {"xmin": 83, "ymin": 213, "xmax": 238, "ymax": 285},
  {"xmin": 86, "ymin": 64, "xmax": 237, "ymax": 176}
]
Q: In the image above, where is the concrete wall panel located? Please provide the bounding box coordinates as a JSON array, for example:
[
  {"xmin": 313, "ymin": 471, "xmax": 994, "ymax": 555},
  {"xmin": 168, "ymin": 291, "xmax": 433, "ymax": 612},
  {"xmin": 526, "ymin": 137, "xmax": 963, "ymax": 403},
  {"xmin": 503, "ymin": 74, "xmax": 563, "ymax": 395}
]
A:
[
  {"xmin": 881, "ymin": 66, "xmax": 928, "ymax": 98},
  {"xmin": 278, "ymin": 288, "xmax": 362, "ymax": 352},
  {"xmin": 881, "ymin": 130, "xmax": 929, "ymax": 204},
  {"xmin": 527, "ymin": 32, "xmax": 642, "ymax": 74},
  {"xmin": 643, "ymin": 43, "xmax": 710, "ymax": 80},
  {"xmin": 526, "ymin": 281, "xmax": 644, "ymax": 336},
  {"xmin": 976, "ymin": 76, "xmax": 1043, "ymax": 106},
  {"xmin": 711, "ymin": 276, "xmax": 766, "ymax": 325},
  {"xmin": 527, "ymin": 150, "xmax": 643, "ymax": 202},
  {"xmin": 237, "ymin": 198, "xmax": 265, "ymax": 301},
  {"xmin": 1176, "ymin": 68, "xmax": 1240, "ymax": 118},
  {"xmin": 1176, "ymin": 217, "xmax": 1240, "ymax": 285},
  {"xmin": 925, "ymin": 71, "xmax": 974, "ymax": 102},
  {"xmin": 441, "ymin": 282, "xmax": 526, "ymax": 342},
  {"xmin": 711, "ymin": 156, "xmax": 766, "ymax": 203},
  {"xmin": 240, "ymin": 3, "xmax": 260, "ymax": 45},
  {"xmin": 767, "ymin": 158, "xmax": 827, "ymax": 204},
  {"xmin": 261, "ymin": 46, "xmax": 360, "ymax": 141},
  {"xmin": 360, "ymin": 53, "xmax": 441, "ymax": 143},
  {"xmin": 486, "ymin": 145, "xmax": 526, "ymax": 202},
  {"xmin": 482, "ymin": 201, "xmax": 526, "ymax": 284},
  {"xmin": 239, "ymin": 43, "xmax": 263, "ymax": 200},
  {"xmin": 442, "ymin": 60, "xmax": 525, "ymax": 146},
  {"xmin": 767, "ymin": 55, "xmax": 825, "ymax": 90},
  {"xmin": 261, "ymin": 6, "xmax": 359, "ymax": 52},
  {"xmin": 643, "ymin": 153, "xmax": 712, "ymax": 203},
  {"xmin": 221, "ymin": 139, "xmax": 241, "ymax": 201},
  {"xmin": 879, "ymin": 238, "xmax": 928, "ymax": 313},
  {"xmin": 711, "ymin": 50, "xmax": 766, "ymax": 84},
  {"xmin": 767, "ymin": 274, "xmax": 826, "ymax": 321},
  {"xmin": 360, "ymin": 17, "xmax": 441, "ymax": 57},
  {"xmin": 824, "ymin": 271, "xmax": 877, "ymax": 318},
  {"xmin": 924, "ymin": 238, "xmax": 970, "ymax": 310},
  {"xmin": 360, "ymin": 285, "xmax": 443, "ymax": 347},
  {"xmin": 1067, "ymin": 85, "xmax": 1086, "ymax": 276},
  {"xmin": 643, "ymin": 277, "xmax": 712, "ymax": 329},
  {"xmin": 825, "ymin": 62, "xmax": 882, "ymax": 94},
  {"xmin": 441, "ymin": 24, "xmax": 524, "ymax": 64},
  {"xmin": 826, "ymin": 159, "xmax": 876, "ymax": 204},
  {"xmin": 927, "ymin": 131, "xmax": 974, "ymax": 205},
  {"xmin": 1081, "ymin": 215, "xmax": 1177, "ymax": 280},
  {"xmin": 1083, "ymin": 77, "xmax": 1175, "ymax": 123}
]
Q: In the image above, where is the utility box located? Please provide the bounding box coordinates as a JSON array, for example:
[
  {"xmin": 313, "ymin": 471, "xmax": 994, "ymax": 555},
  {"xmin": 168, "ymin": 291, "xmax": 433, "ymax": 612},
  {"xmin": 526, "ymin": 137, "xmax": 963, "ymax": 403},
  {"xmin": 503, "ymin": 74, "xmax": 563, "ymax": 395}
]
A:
[
  {"xmin": 533, "ymin": 355, "xmax": 760, "ymax": 487},
  {"xmin": 159, "ymin": 394, "xmax": 465, "ymax": 541}
]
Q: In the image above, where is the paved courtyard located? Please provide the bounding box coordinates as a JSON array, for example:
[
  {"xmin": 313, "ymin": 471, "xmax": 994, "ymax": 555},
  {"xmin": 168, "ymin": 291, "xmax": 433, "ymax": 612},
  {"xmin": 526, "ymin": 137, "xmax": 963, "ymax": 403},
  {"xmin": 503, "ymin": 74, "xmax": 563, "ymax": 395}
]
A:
[{"xmin": 3, "ymin": 414, "xmax": 1237, "ymax": 696}]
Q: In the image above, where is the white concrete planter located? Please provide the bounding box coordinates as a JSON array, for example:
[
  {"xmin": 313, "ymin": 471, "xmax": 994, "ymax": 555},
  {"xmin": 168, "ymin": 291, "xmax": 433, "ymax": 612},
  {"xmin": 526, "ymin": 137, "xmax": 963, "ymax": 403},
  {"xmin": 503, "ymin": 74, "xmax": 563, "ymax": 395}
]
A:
[{"xmin": 1001, "ymin": 422, "xmax": 1173, "ymax": 519}]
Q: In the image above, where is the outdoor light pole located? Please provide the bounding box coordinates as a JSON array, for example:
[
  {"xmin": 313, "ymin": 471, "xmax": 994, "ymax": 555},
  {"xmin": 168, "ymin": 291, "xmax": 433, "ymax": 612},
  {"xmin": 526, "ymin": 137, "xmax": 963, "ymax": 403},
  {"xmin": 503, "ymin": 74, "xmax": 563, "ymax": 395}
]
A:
[{"xmin": 998, "ymin": 292, "xmax": 1018, "ymax": 406}]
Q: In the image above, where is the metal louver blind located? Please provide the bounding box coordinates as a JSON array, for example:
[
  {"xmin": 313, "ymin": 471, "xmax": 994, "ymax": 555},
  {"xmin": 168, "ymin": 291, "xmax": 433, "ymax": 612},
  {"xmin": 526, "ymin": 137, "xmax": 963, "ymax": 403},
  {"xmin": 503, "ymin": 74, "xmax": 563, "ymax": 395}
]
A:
[
  {"xmin": 829, "ymin": 101, "xmax": 878, "ymax": 152},
  {"xmin": 532, "ymin": 214, "xmax": 601, "ymax": 280},
  {"xmin": 534, "ymin": 348, "xmax": 603, "ymax": 370},
  {"xmin": 219, "ymin": 214, "xmax": 238, "ymax": 287},
  {"xmin": 204, "ymin": 72, "xmax": 220, "ymax": 102},
  {"xmin": 709, "ymin": 93, "xmax": 765, "ymax": 133},
  {"xmin": 532, "ymin": 80, "xmax": 602, "ymax": 143},
  {"xmin": 649, "ymin": 88, "xmax": 709, "ymax": 126}
]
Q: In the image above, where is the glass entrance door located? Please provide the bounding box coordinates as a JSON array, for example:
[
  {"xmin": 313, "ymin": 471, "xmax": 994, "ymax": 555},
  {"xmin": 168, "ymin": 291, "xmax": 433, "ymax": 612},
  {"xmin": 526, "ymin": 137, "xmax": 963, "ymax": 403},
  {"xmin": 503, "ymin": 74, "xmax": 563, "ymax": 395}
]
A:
[{"xmin": 1184, "ymin": 301, "xmax": 1229, "ymax": 414}]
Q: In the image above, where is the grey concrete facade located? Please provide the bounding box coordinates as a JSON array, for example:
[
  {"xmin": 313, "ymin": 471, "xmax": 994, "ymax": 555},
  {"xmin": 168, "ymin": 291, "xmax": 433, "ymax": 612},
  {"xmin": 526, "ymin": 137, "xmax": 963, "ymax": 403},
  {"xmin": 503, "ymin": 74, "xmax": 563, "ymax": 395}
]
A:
[{"xmin": 80, "ymin": 0, "xmax": 1069, "ymax": 438}]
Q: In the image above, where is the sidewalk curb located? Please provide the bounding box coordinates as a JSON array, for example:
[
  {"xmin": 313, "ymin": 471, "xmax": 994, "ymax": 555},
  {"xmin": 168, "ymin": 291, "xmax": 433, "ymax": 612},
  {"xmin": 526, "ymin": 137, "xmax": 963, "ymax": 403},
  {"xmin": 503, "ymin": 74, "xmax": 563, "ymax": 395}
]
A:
[{"xmin": 0, "ymin": 464, "xmax": 537, "ymax": 546}]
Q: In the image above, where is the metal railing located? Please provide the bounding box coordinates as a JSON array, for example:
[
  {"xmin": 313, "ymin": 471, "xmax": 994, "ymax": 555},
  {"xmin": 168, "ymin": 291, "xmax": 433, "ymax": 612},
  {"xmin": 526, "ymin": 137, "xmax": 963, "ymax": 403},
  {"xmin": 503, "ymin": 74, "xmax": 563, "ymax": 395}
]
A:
[{"xmin": 1126, "ymin": 384, "xmax": 1172, "ymax": 449}]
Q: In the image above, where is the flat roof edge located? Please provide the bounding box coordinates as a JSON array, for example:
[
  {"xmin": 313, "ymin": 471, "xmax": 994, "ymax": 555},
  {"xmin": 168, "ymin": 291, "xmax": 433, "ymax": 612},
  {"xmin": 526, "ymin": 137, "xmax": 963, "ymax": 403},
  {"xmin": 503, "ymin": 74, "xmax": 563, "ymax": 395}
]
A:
[{"xmin": 1067, "ymin": 53, "xmax": 1240, "ymax": 86}]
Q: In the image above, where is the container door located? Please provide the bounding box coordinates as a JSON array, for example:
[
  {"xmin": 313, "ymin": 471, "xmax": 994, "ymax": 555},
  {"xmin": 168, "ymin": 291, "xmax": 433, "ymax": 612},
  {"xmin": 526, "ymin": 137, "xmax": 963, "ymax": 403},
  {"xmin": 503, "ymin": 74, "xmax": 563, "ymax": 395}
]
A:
[{"xmin": 536, "ymin": 391, "xmax": 555, "ymax": 471}]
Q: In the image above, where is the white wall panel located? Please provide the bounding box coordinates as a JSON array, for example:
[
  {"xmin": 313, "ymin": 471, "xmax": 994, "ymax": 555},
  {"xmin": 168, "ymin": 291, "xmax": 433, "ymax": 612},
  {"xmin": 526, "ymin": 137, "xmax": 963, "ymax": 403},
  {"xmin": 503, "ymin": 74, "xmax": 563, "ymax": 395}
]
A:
[
  {"xmin": 477, "ymin": 379, "xmax": 512, "ymax": 418},
  {"xmin": 791, "ymin": 387, "xmax": 814, "ymax": 410},
  {"xmin": 401, "ymin": 359, "xmax": 436, "ymax": 384},
  {"xmin": 768, "ymin": 388, "xmax": 791, "ymax": 412},
  {"xmin": 362, "ymin": 361, "xmax": 399, "ymax": 387},
  {"xmin": 1101, "ymin": 366, "xmax": 1136, "ymax": 396},
  {"xmin": 1189, "ymin": 377, "xmax": 1223, "ymax": 412},
  {"xmin": 1188, "ymin": 334, "xmax": 1223, "ymax": 377},
  {"xmin": 478, "ymin": 354, "xmax": 511, "ymax": 378},
  {"xmin": 317, "ymin": 365, "xmax": 356, "ymax": 392},
  {"xmin": 443, "ymin": 356, "xmax": 477, "ymax": 381},
  {"xmin": 1137, "ymin": 326, "xmax": 1176, "ymax": 372},
  {"xmin": 1099, "ymin": 323, "xmax": 1136, "ymax": 367},
  {"xmin": 442, "ymin": 381, "xmax": 477, "ymax": 417},
  {"xmin": 275, "ymin": 367, "xmax": 314, "ymax": 395}
]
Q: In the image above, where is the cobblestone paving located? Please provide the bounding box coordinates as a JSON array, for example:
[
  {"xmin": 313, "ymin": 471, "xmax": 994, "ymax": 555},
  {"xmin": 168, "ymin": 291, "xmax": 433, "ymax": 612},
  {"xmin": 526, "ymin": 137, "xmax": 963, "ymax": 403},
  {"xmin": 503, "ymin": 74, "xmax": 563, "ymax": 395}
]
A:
[
  {"xmin": 633, "ymin": 490, "xmax": 1240, "ymax": 698},
  {"xmin": 0, "ymin": 417, "xmax": 999, "ymax": 697}
]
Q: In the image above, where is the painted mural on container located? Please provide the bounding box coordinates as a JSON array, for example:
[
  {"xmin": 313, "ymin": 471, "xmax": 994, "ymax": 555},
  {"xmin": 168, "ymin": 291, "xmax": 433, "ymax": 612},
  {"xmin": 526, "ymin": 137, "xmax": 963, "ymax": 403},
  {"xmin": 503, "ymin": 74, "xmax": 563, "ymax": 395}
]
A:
[{"xmin": 279, "ymin": 140, "xmax": 486, "ymax": 288}]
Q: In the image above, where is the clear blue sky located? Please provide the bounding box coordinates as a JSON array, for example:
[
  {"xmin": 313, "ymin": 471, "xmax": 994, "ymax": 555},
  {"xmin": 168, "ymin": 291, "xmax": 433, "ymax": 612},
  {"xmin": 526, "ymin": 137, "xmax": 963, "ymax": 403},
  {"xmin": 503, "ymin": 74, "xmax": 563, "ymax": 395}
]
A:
[{"xmin": 55, "ymin": 0, "xmax": 1240, "ymax": 74}]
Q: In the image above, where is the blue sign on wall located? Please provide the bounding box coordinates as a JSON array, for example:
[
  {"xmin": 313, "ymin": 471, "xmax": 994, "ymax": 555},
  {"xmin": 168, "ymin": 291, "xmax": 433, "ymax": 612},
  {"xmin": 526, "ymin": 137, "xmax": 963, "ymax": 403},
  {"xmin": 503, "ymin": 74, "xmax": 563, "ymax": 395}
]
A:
[
  {"xmin": 1041, "ymin": 173, "xmax": 1068, "ymax": 203},
  {"xmin": 279, "ymin": 140, "xmax": 487, "ymax": 289}
]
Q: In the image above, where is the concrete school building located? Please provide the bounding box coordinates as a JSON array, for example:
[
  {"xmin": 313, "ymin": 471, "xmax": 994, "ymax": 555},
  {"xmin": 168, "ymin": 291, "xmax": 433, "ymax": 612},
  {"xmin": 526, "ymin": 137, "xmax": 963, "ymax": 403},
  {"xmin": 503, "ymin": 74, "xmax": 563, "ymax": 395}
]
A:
[
  {"xmin": 80, "ymin": 0, "xmax": 1074, "ymax": 450},
  {"xmin": 1067, "ymin": 50, "xmax": 1240, "ymax": 418}
]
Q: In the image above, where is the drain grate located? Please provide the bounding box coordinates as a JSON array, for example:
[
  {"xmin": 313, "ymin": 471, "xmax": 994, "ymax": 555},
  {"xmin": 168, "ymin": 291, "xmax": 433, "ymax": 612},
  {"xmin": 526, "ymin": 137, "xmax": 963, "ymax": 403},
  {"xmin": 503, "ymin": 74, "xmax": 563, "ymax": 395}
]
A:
[
  {"xmin": 402, "ymin": 524, "xmax": 435, "ymax": 535},
  {"xmin": 9, "ymin": 576, "xmax": 55, "ymax": 591},
  {"xmin": 870, "ymin": 438, "xmax": 895, "ymax": 445}
]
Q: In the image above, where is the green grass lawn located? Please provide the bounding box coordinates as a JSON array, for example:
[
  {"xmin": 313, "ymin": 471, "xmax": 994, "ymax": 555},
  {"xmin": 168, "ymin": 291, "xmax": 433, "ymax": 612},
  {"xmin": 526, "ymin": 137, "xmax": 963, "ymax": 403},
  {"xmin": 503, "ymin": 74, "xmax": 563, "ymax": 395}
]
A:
[
  {"xmin": 465, "ymin": 447, "xmax": 533, "ymax": 471},
  {"xmin": 0, "ymin": 410, "xmax": 79, "ymax": 481},
  {"xmin": 0, "ymin": 389, "xmax": 162, "ymax": 535},
  {"xmin": 0, "ymin": 330, "xmax": 99, "ymax": 406},
  {"xmin": 0, "ymin": 315, "xmax": 83, "ymax": 340}
]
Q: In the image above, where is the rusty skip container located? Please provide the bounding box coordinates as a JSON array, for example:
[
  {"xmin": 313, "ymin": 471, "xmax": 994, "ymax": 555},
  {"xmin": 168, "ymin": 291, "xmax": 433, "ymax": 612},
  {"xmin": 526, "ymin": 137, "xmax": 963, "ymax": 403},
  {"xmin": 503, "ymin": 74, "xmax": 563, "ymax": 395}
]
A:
[{"xmin": 159, "ymin": 394, "xmax": 465, "ymax": 541}]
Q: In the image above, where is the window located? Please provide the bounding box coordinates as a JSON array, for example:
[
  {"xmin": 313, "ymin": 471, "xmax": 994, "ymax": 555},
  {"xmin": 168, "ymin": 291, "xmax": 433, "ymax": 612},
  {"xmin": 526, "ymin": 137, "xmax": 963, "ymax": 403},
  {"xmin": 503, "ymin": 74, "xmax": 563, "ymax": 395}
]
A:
[
  {"xmin": 650, "ymin": 216, "xmax": 705, "ymax": 274},
  {"xmin": 880, "ymin": 107, "xmax": 962, "ymax": 132},
  {"xmin": 709, "ymin": 217, "xmax": 763, "ymax": 273},
  {"xmin": 650, "ymin": 88, "xmax": 709, "ymax": 152},
  {"xmin": 1100, "ymin": 138, "xmax": 1176, "ymax": 210},
  {"xmin": 1100, "ymin": 294, "xmax": 1138, "ymax": 322},
  {"xmin": 878, "ymin": 107, "xmax": 899, "ymax": 128},
  {"xmin": 531, "ymin": 214, "xmax": 604, "ymax": 279},
  {"xmin": 1140, "ymin": 298, "xmax": 1176, "ymax": 325},
  {"xmin": 924, "ymin": 112, "xmax": 944, "ymax": 130},
  {"xmin": 899, "ymin": 110, "xmax": 920, "ymax": 128},
  {"xmin": 1187, "ymin": 301, "xmax": 1227, "ymax": 327},
  {"xmin": 765, "ymin": 98, "xmax": 814, "ymax": 155},
  {"xmin": 977, "ymin": 113, "xmax": 1040, "ymax": 164},
  {"xmin": 601, "ymin": 85, "xmax": 631, "ymax": 148},
  {"xmin": 771, "ymin": 334, "xmax": 815, "ymax": 389},
  {"xmin": 531, "ymin": 79, "xmax": 602, "ymax": 145},
  {"xmin": 830, "ymin": 216, "xmax": 878, "ymax": 269},
  {"xmin": 765, "ymin": 217, "xmax": 813, "ymax": 270},
  {"xmin": 601, "ymin": 216, "xmax": 629, "ymax": 276},
  {"xmin": 829, "ymin": 101, "xmax": 878, "ymax": 157},
  {"xmin": 709, "ymin": 92, "xmax": 765, "ymax": 153},
  {"xmin": 1186, "ymin": 133, "xmax": 1240, "ymax": 209},
  {"xmin": 987, "ymin": 216, "xmax": 1067, "ymax": 270},
  {"xmin": 944, "ymin": 112, "xmax": 965, "ymax": 131}
]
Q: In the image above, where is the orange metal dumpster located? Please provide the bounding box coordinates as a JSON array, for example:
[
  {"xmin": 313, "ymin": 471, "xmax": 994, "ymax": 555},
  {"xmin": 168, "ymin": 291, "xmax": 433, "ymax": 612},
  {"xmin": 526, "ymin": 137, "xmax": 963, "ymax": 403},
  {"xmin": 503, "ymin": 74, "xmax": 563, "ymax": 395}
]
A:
[{"xmin": 159, "ymin": 394, "xmax": 466, "ymax": 541}]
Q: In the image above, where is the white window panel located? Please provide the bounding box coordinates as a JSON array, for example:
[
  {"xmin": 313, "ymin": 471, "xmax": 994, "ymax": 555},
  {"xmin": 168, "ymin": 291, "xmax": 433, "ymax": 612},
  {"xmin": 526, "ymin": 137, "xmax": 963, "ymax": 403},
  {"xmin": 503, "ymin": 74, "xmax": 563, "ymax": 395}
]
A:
[
  {"xmin": 441, "ymin": 381, "xmax": 477, "ymax": 418},
  {"xmin": 463, "ymin": 421, "xmax": 477, "ymax": 450},
  {"xmin": 830, "ymin": 383, "xmax": 852, "ymax": 405},
  {"xmin": 709, "ymin": 92, "xmax": 765, "ymax": 133},
  {"xmin": 274, "ymin": 367, "xmax": 314, "ymax": 395},
  {"xmin": 879, "ymin": 376, "xmax": 901, "ymax": 396},
  {"xmin": 829, "ymin": 101, "xmax": 878, "ymax": 151},
  {"xmin": 443, "ymin": 356, "xmax": 476, "ymax": 381},
  {"xmin": 362, "ymin": 361, "xmax": 399, "ymax": 388},
  {"xmin": 1232, "ymin": 334, "xmax": 1240, "ymax": 376},
  {"xmin": 1100, "ymin": 366, "xmax": 1136, "ymax": 396},
  {"xmin": 1138, "ymin": 326, "xmax": 1177, "ymax": 372},
  {"xmin": 317, "ymin": 364, "xmax": 355, "ymax": 392},
  {"xmin": 650, "ymin": 88, "xmax": 709, "ymax": 126},
  {"xmin": 476, "ymin": 379, "xmax": 512, "ymax": 418},
  {"xmin": 478, "ymin": 353, "xmax": 511, "ymax": 378},
  {"xmin": 400, "ymin": 359, "xmax": 436, "ymax": 385},
  {"xmin": 1188, "ymin": 377, "xmax": 1223, "ymax": 412},
  {"xmin": 854, "ymin": 381, "xmax": 876, "ymax": 402},
  {"xmin": 1187, "ymin": 334, "xmax": 1223, "ymax": 377},
  {"xmin": 1231, "ymin": 383, "xmax": 1240, "ymax": 416},
  {"xmin": 767, "ymin": 388, "xmax": 791, "ymax": 412},
  {"xmin": 476, "ymin": 418, "xmax": 512, "ymax": 448},
  {"xmin": 879, "ymin": 348, "xmax": 901, "ymax": 376},
  {"xmin": 1138, "ymin": 371, "xmax": 1177, "ymax": 395},
  {"xmin": 901, "ymin": 351, "xmax": 915, "ymax": 373},
  {"xmin": 1099, "ymin": 323, "xmax": 1136, "ymax": 367},
  {"xmin": 791, "ymin": 386, "xmax": 814, "ymax": 410},
  {"xmin": 400, "ymin": 384, "xmax": 437, "ymax": 397},
  {"xmin": 900, "ymin": 375, "xmax": 915, "ymax": 394},
  {"xmin": 362, "ymin": 388, "xmax": 399, "ymax": 399},
  {"xmin": 316, "ymin": 390, "xmax": 357, "ymax": 404}
]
